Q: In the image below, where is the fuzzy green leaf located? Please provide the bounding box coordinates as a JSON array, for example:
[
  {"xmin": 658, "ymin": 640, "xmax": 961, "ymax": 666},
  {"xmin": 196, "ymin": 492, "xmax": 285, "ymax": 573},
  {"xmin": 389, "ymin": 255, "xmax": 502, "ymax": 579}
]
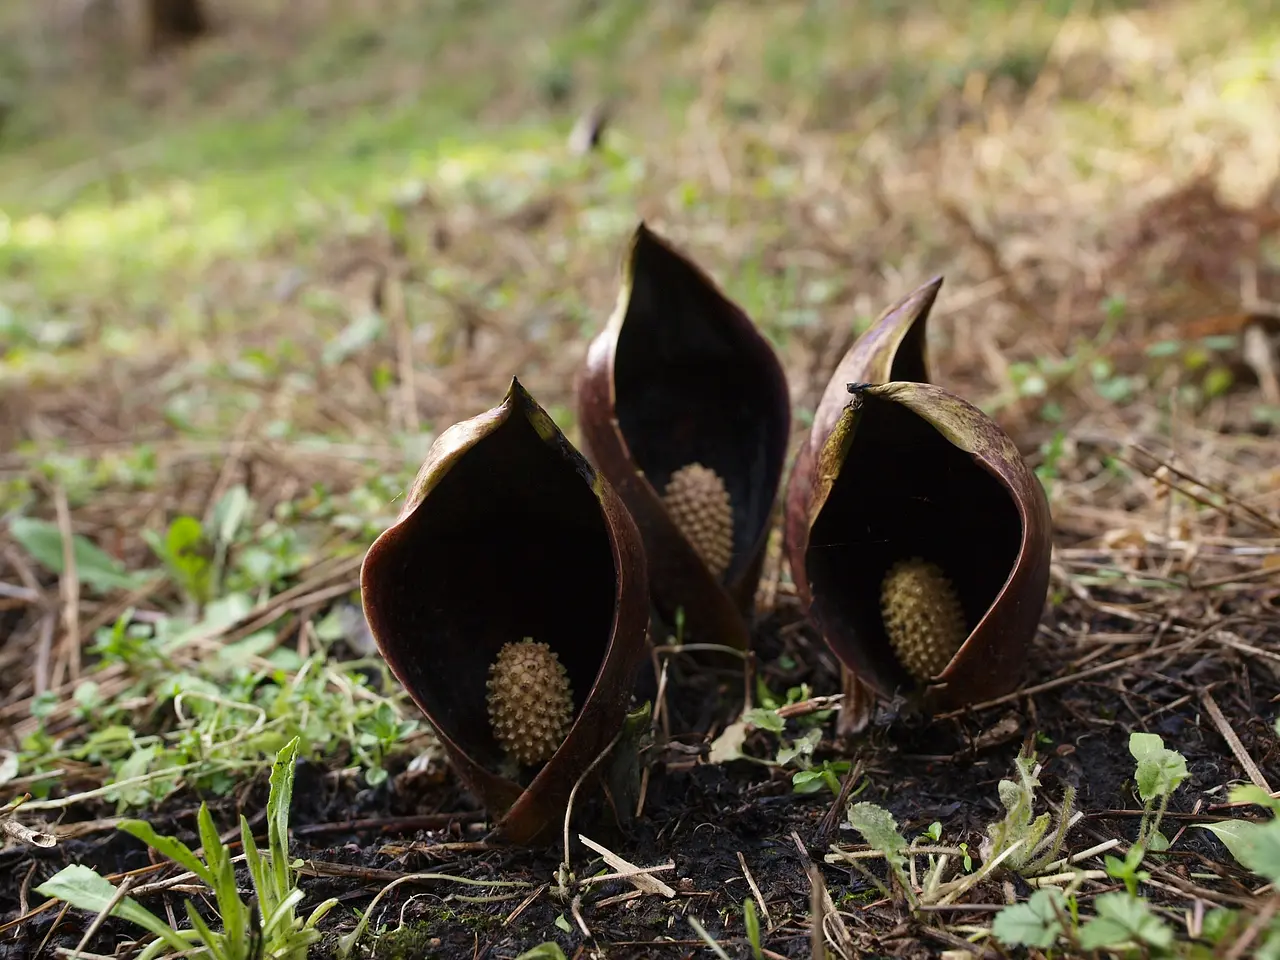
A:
[
  {"xmin": 847, "ymin": 802, "xmax": 907, "ymax": 868},
  {"xmin": 1129, "ymin": 732, "xmax": 1188, "ymax": 801}
]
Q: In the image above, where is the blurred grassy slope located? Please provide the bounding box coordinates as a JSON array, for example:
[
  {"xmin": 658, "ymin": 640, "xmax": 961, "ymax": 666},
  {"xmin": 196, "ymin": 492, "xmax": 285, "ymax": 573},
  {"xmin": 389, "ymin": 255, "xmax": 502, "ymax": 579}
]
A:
[{"xmin": 0, "ymin": 0, "xmax": 1278, "ymax": 434}]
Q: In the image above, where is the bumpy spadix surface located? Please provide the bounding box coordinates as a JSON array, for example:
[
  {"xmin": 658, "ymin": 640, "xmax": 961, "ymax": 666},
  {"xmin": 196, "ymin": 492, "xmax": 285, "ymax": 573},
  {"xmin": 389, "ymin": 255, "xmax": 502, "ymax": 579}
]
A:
[
  {"xmin": 880, "ymin": 557, "xmax": 967, "ymax": 682},
  {"xmin": 486, "ymin": 639, "xmax": 575, "ymax": 766},
  {"xmin": 662, "ymin": 462, "xmax": 734, "ymax": 578}
]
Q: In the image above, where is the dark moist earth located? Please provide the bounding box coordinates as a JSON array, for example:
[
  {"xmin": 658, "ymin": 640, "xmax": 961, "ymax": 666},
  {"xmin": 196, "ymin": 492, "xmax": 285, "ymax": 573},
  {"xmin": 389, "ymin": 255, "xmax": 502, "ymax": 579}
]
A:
[{"xmin": 4, "ymin": 592, "xmax": 1277, "ymax": 960}]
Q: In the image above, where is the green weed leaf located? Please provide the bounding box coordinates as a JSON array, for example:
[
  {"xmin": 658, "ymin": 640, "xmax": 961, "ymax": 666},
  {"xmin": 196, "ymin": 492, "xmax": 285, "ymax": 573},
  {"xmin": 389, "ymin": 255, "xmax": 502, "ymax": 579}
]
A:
[
  {"xmin": 743, "ymin": 898, "xmax": 763, "ymax": 960},
  {"xmin": 267, "ymin": 736, "xmax": 301, "ymax": 897},
  {"xmin": 985, "ymin": 753, "xmax": 1048, "ymax": 870},
  {"xmin": 847, "ymin": 802, "xmax": 908, "ymax": 870},
  {"xmin": 791, "ymin": 769, "xmax": 826, "ymax": 794},
  {"xmin": 211, "ymin": 484, "xmax": 252, "ymax": 549},
  {"xmin": 118, "ymin": 818, "xmax": 214, "ymax": 887},
  {"xmin": 991, "ymin": 888, "xmax": 1066, "ymax": 948},
  {"xmin": 9, "ymin": 516, "xmax": 150, "ymax": 594},
  {"xmin": 153, "ymin": 515, "xmax": 214, "ymax": 603},
  {"xmin": 1128, "ymin": 732, "xmax": 1188, "ymax": 801},
  {"xmin": 1078, "ymin": 892, "xmax": 1173, "ymax": 951},
  {"xmin": 34, "ymin": 864, "xmax": 191, "ymax": 953},
  {"xmin": 1103, "ymin": 844, "xmax": 1150, "ymax": 896},
  {"xmin": 743, "ymin": 707, "xmax": 785, "ymax": 733},
  {"xmin": 515, "ymin": 945, "xmax": 569, "ymax": 960},
  {"xmin": 181, "ymin": 901, "xmax": 228, "ymax": 958},
  {"xmin": 1197, "ymin": 819, "xmax": 1280, "ymax": 884},
  {"xmin": 775, "ymin": 727, "xmax": 821, "ymax": 766},
  {"xmin": 1228, "ymin": 784, "xmax": 1280, "ymax": 814}
]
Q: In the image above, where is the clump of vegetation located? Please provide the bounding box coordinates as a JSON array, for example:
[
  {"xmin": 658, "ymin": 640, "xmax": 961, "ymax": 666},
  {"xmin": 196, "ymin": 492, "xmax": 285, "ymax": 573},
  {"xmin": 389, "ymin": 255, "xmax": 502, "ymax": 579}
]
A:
[{"xmin": 35, "ymin": 738, "xmax": 339, "ymax": 960}]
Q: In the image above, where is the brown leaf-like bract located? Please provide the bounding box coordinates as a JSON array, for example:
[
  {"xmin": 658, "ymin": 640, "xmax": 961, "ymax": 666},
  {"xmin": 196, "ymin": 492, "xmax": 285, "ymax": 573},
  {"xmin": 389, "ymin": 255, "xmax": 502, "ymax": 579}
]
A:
[
  {"xmin": 784, "ymin": 278, "xmax": 942, "ymax": 729},
  {"xmin": 360, "ymin": 378, "xmax": 650, "ymax": 846},
  {"xmin": 576, "ymin": 223, "xmax": 791, "ymax": 650},
  {"xmin": 793, "ymin": 379, "xmax": 1052, "ymax": 710}
]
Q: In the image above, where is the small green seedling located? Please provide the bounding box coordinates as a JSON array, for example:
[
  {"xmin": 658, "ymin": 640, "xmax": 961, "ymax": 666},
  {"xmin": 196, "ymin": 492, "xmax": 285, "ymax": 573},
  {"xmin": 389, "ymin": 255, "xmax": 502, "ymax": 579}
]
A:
[
  {"xmin": 708, "ymin": 683, "xmax": 849, "ymax": 797},
  {"xmin": 35, "ymin": 737, "xmax": 339, "ymax": 960},
  {"xmin": 992, "ymin": 732, "xmax": 1190, "ymax": 953},
  {"xmin": 981, "ymin": 748, "xmax": 1077, "ymax": 876},
  {"xmin": 1129, "ymin": 731, "xmax": 1189, "ymax": 851},
  {"xmin": 743, "ymin": 898, "xmax": 765, "ymax": 960}
]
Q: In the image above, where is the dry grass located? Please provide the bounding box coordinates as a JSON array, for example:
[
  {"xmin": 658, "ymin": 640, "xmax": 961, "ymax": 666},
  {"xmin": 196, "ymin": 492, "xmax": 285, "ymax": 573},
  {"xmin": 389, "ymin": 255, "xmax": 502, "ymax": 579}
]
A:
[{"xmin": 3, "ymin": 0, "xmax": 1280, "ymax": 956}]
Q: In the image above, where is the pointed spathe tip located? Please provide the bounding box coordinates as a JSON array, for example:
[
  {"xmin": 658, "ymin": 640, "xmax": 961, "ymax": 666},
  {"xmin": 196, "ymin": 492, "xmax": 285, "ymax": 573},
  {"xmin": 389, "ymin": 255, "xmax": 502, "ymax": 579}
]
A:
[{"xmin": 504, "ymin": 375, "xmax": 535, "ymax": 406}]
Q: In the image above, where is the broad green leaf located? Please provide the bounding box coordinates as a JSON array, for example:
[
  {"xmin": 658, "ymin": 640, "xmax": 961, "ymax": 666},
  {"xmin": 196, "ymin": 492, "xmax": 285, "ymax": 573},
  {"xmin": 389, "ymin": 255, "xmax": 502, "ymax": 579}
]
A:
[
  {"xmin": 0, "ymin": 750, "xmax": 20, "ymax": 785},
  {"xmin": 991, "ymin": 888, "xmax": 1066, "ymax": 948},
  {"xmin": 1128, "ymin": 732, "xmax": 1163, "ymax": 763},
  {"xmin": 1228, "ymin": 784, "xmax": 1280, "ymax": 813},
  {"xmin": 515, "ymin": 945, "xmax": 568, "ymax": 960},
  {"xmin": 118, "ymin": 819, "xmax": 213, "ymax": 887},
  {"xmin": 9, "ymin": 516, "xmax": 150, "ymax": 594},
  {"xmin": 106, "ymin": 746, "xmax": 159, "ymax": 807},
  {"xmin": 1078, "ymin": 892, "xmax": 1173, "ymax": 950},
  {"xmin": 34, "ymin": 864, "xmax": 191, "ymax": 953},
  {"xmin": 1198, "ymin": 819, "xmax": 1280, "ymax": 884},
  {"xmin": 1201, "ymin": 907, "xmax": 1246, "ymax": 944},
  {"xmin": 1261, "ymin": 926, "xmax": 1280, "ymax": 960}
]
